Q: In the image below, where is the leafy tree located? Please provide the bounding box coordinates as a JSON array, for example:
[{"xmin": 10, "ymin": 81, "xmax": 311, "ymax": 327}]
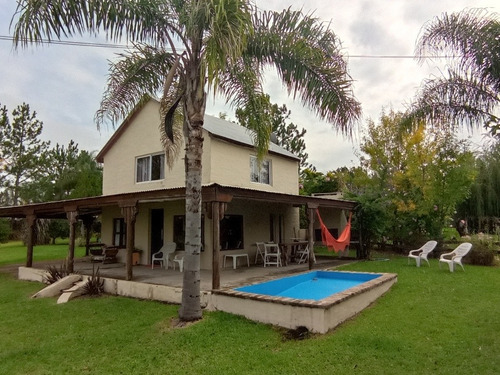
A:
[
  {"xmin": 409, "ymin": 9, "xmax": 500, "ymax": 135},
  {"xmin": 12, "ymin": 0, "xmax": 361, "ymax": 321},
  {"xmin": 21, "ymin": 142, "xmax": 102, "ymax": 203},
  {"xmin": 350, "ymin": 110, "xmax": 476, "ymax": 248},
  {"xmin": 47, "ymin": 219, "xmax": 69, "ymax": 244},
  {"xmin": 457, "ymin": 140, "xmax": 500, "ymax": 233},
  {"xmin": 70, "ymin": 151, "xmax": 102, "ymax": 199},
  {"xmin": 300, "ymin": 169, "xmax": 339, "ymax": 196},
  {"xmin": 0, "ymin": 218, "xmax": 12, "ymax": 243},
  {"xmin": 0, "ymin": 103, "xmax": 50, "ymax": 206}
]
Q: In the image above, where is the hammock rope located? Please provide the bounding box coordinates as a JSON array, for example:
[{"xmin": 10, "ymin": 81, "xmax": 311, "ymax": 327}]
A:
[{"xmin": 316, "ymin": 209, "xmax": 352, "ymax": 252}]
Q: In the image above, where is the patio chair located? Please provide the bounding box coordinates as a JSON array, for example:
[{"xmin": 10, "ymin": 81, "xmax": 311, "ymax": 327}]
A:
[
  {"xmin": 151, "ymin": 242, "xmax": 176, "ymax": 269},
  {"xmin": 173, "ymin": 253, "xmax": 184, "ymax": 272},
  {"xmin": 264, "ymin": 243, "xmax": 281, "ymax": 267},
  {"xmin": 407, "ymin": 240, "xmax": 438, "ymax": 267},
  {"xmin": 255, "ymin": 242, "xmax": 266, "ymax": 264},
  {"xmin": 439, "ymin": 242, "xmax": 472, "ymax": 272},
  {"xmin": 295, "ymin": 243, "xmax": 310, "ymax": 264}
]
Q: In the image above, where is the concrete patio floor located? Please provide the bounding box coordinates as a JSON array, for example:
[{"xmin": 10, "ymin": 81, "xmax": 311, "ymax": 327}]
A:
[{"xmin": 28, "ymin": 255, "xmax": 356, "ymax": 291}]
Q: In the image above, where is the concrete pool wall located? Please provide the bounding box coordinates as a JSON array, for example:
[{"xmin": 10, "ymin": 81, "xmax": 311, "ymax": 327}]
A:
[
  {"xmin": 19, "ymin": 266, "xmax": 397, "ymax": 334},
  {"xmin": 211, "ymin": 271, "xmax": 397, "ymax": 333}
]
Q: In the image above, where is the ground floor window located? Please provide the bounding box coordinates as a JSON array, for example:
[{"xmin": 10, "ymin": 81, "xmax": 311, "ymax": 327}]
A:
[
  {"xmin": 221, "ymin": 215, "xmax": 244, "ymax": 250},
  {"xmin": 173, "ymin": 215, "xmax": 205, "ymax": 251},
  {"xmin": 113, "ymin": 218, "xmax": 126, "ymax": 247}
]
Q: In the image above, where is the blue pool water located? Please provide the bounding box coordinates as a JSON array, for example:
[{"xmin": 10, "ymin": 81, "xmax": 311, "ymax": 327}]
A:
[{"xmin": 235, "ymin": 271, "xmax": 382, "ymax": 301}]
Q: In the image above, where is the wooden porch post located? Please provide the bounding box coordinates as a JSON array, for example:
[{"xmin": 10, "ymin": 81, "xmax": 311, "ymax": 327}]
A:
[
  {"xmin": 121, "ymin": 201, "xmax": 138, "ymax": 281},
  {"xmin": 25, "ymin": 213, "xmax": 36, "ymax": 268},
  {"xmin": 82, "ymin": 216, "xmax": 94, "ymax": 257},
  {"xmin": 308, "ymin": 207, "xmax": 315, "ymax": 270},
  {"xmin": 210, "ymin": 201, "xmax": 226, "ymax": 290},
  {"xmin": 66, "ymin": 209, "xmax": 78, "ymax": 273}
]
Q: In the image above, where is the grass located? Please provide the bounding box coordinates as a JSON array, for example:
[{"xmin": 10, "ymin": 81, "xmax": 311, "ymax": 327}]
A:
[
  {"xmin": 0, "ymin": 239, "xmax": 86, "ymax": 267},
  {"xmin": 0, "ymin": 244, "xmax": 499, "ymax": 374}
]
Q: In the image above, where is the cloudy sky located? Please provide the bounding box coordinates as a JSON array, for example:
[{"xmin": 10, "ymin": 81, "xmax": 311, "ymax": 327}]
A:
[{"xmin": 0, "ymin": 0, "xmax": 498, "ymax": 172}]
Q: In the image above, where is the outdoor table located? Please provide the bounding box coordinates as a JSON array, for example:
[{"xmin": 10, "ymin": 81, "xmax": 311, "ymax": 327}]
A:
[
  {"xmin": 279, "ymin": 241, "xmax": 308, "ymax": 266},
  {"xmin": 223, "ymin": 253, "xmax": 250, "ymax": 269}
]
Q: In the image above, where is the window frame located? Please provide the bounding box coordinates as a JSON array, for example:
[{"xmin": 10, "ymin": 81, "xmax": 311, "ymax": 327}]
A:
[
  {"xmin": 112, "ymin": 218, "xmax": 126, "ymax": 247},
  {"xmin": 250, "ymin": 155, "xmax": 272, "ymax": 185},
  {"xmin": 135, "ymin": 153, "xmax": 165, "ymax": 183}
]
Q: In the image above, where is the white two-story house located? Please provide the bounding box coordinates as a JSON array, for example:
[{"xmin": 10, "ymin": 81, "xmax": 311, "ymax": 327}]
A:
[{"xmin": 95, "ymin": 97, "xmax": 354, "ymax": 270}]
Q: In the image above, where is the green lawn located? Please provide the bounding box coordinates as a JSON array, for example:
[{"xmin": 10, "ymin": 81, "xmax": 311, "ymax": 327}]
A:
[
  {"xmin": 0, "ymin": 245, "xmax": 499, "ymax": 374},
  {"xmin": 0, "ymin": 240, "xmax": 86, "ymax": 267}
]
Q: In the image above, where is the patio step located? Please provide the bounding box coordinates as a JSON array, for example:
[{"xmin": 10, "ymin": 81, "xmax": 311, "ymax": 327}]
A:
[
  {"xmin": 31, "ymin": 274, "xmax": 82, "ymax": 299},
  {"xmin": 57, "ymin": 279, "xmax": 88, "ymax": 304}
]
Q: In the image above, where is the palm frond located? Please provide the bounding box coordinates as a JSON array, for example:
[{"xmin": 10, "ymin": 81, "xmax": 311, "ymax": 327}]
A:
[
  {"xmin": 95, "ymin": 44, "xmax": 178, "ymax": 128},
  {"xmin": 11, "ymin": 0, "xmax": 180, "ymax": 48},
  {"xmin": 203, "ymin": 0, "xmax": 254, "ymax": 89},
  {"xmin": 217, "ymin": 59, "xmax": 272, "ymax": 160},
  {"xmin": 159, "ymin": 93, "xmax": 184, "ymax": 169},
  {"xmin": 406, "ymin": 70, "xmax": 499, "ymax": 132},
  {"xmin": 416, "ymin": 8, "xmax": 500, "ymax": 92},
  {"xmin": 246, "ymin": 7, "xmax": 361, "ymax": 135}
]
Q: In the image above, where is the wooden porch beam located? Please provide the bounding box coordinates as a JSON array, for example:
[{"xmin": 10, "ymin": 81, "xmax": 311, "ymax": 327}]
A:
[
  {"xmin": 211, "ymin": 201, "xmax": 224, "ymax": 290},
  {"xmin": 25, "ymin": 212, "xmax": 36, "ymax": 268},
  {"xmin": 120, "ymin": 201, "xmax": 138, "ymax": 281},
  {"xmin": 81, "ymin": 215, "xmax": 95, "ymax": 257},
  {"xmin": 308, "ymin": 207, "xmax": 315, "ymax": 270},
  {"xmin": 65, "ymin": 209, "xmax": 78, "ymax": 273}
]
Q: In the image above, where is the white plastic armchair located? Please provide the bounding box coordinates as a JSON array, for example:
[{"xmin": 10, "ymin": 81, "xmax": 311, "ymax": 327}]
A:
[
  {"xmin": 439, "ymin": 242, "xmax": 472, "ymax": 272},
  {"xmin": 408, "ymin": 240, "xmax": 438, "ymax": 267},
  {"xmin": 173, "ymin": 253, "xmax": 184, "ymax": 272},
  {"xmin": 151, "ymin": 242, "xmax": 177, "ymax": 269}
]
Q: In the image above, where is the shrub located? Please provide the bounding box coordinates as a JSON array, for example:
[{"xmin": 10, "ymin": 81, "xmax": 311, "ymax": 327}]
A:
[
  {"xmin": 83, "ymin": 265, "xmax": 105, "ymax": 296},
  {"xmin": 467, "ymin": 236, "xmax": 496, "ymax": 266},
  {"xmin": 43, "ymin": 263, "xmax": 69, "ymax": 284}
]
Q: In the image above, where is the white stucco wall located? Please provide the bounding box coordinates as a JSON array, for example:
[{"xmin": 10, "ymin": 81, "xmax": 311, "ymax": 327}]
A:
[
  {"xmin": 100, "ymin": 100, "xmax": 300, "ymax": 195},
  {"xmin": 208, "ymin": 138, "xmax": 299, "ymax": 194}
]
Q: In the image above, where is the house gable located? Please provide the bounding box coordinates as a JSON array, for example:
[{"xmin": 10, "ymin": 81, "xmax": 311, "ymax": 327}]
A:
[{"xmin": 98, "ymin": 98, "xmax": 300, "ymax": 195}]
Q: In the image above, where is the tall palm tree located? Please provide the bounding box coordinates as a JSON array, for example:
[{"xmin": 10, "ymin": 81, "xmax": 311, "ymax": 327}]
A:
[
  {"xmin": 11, "ymin": 0, "xmax": 361, "ymax": 321},
  {"xmin": 409, "ymin": 8, "xmax": 500, "ymax": 135}
]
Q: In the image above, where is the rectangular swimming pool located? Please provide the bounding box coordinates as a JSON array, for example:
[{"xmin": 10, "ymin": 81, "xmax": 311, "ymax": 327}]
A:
[
  {"xmin": 212, "ymin": 270, "xmax": 397, "ymax": 333},
  {"xmin": 235, "ymin": 271, "xmax": 382, "ymax": 301}
]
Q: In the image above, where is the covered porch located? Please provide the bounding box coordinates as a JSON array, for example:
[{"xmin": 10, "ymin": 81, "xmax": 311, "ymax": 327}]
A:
[{"xmin": 0, "ymin": 183, "xmax": 358, "ymax": 289}]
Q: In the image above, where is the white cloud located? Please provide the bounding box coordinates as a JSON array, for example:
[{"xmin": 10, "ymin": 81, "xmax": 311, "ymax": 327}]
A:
[{"xmin": 0, "ymin": 0, "xmax": 498, "ymax": 173}]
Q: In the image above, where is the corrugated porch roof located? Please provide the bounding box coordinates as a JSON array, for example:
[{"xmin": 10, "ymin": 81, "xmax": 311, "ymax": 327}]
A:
[{"xmin": 0, "ymin": 184, "xmax": 356, "ymax": 219}]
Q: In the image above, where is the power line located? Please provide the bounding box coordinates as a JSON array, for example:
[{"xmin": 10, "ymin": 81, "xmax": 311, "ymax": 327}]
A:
[
  {"xmin": 0, "ymin": 35, "xmax": 457, "ymax": 59},
  {"xmin": 0, "ymin": 35, "xmax": 129, "ymax": 49}
]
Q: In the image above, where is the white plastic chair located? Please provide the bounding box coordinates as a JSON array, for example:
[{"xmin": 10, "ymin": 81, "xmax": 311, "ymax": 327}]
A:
[
  {"xmin": 439, "ymin": 242, "xmax": 472, "ymax": 272},
  {"xmin": 173, "ymin": 253, "xmax": 184, "ymax": 272},
  {"xmin": 151, "ymin": 242, "xmax": 176, "ymax": 269},
  {"xmin": 264, "ymin": 243, "xmax": 281, "ymax": 267},
  {"xmin": 254, "ymin": 242, "xmax": 266, "ymax": 264},
  {"xmin": 408, "ymin": 240, "xmax": 438, "ymax": 267}
]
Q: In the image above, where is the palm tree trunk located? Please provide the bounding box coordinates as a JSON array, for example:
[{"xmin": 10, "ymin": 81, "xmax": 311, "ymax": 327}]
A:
[
  {"xmin": 179, "ymin": 122, "xmax": 204, "ymax": 321},
  {"xmin": 179, "ymin": 57, "xmax": 206, "ymax": 321}
]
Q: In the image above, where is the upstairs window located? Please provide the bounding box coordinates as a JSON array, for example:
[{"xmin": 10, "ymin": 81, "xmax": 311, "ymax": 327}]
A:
[
  {"xmin": 250, "ymin": 156, "xmax": 271, "ymax": 185},
  {"xmin": 136, "ymin": 153, "xmax": 165, "ymax": 183}
]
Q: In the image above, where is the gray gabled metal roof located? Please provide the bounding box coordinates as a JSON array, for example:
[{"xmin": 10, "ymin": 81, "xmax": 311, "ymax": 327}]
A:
[{"xmin": 203, "ymin": 114, "xmax": 300, "ymax": 160}]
